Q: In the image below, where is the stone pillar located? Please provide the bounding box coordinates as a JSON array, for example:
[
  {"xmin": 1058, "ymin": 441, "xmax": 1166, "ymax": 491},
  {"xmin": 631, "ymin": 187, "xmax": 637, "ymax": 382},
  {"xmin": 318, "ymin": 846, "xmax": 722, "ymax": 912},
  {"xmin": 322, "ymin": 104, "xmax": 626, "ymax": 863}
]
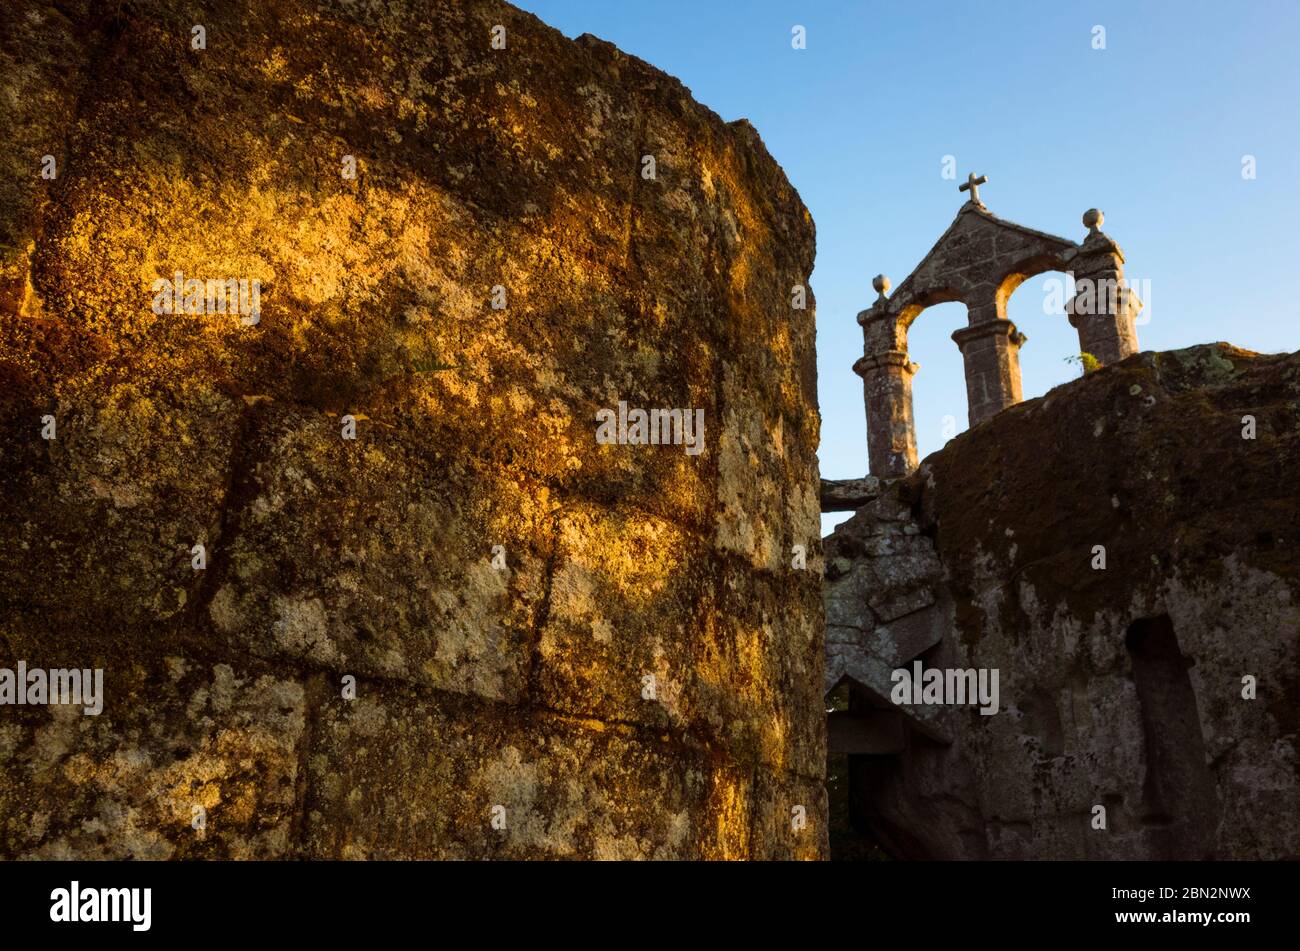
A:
[
  {"xmin": 1067, "ymin": 209, "xmax": 1141, "ymax": 365},
  {"xmin": 952, "ymin": 318, "xmax": 1026, "ymax": 427},
  {"xmin": 853, "ymin": 349, "xmax": 919, "ymax": 479}
]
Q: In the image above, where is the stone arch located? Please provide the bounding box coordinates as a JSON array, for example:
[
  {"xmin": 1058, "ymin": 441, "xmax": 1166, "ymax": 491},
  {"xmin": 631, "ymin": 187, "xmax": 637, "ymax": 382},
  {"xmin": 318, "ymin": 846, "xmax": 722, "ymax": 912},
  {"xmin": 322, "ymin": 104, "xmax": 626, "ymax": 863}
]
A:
[
  {"xmin": 1002, "ymin": 263, "xmax": 1091, "ymax": 405},
  {"xmin": 993, "ymin": 250, "xmax": 1073, "ymax": 317},
  {"xmin": 854, "ymin": 197, "xmax": 1141, "ymax": 479},
  {"xmin": 900, "ymin": 299, "xmax": 970, "ymax": 456}
]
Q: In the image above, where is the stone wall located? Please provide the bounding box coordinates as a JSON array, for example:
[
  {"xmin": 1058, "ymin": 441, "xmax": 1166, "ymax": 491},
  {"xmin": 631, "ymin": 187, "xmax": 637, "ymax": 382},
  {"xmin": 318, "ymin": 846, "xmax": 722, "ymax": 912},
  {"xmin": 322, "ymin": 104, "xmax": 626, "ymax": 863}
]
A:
[
  {"xmin": 826, "ymin": 344, "xmax": 1299, "ymax": 859},
  {"xmin": 0, "ymin": 0, "xmax": 825, "ymax": 859}
]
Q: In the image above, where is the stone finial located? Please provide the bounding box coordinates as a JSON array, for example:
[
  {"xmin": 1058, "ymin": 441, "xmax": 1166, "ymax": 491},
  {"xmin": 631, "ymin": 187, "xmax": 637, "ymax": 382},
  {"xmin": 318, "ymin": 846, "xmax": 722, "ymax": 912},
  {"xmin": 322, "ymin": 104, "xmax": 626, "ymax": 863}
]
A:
[
  {"xmin": 1083, "ymin": 208, "xmax": 1104, "ymax": 233},
  {"xmin": 873, "ymin": 274, "xmax": 891, "ymax": 300},
  {"xmin": 959, "ymin": 172, "xmax": 988, "ymax": 205}
]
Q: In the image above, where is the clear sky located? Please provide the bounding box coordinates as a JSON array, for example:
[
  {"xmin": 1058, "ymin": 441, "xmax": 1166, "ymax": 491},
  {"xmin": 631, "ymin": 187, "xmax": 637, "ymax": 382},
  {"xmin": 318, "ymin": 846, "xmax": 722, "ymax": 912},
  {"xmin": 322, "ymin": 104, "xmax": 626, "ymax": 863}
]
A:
[{"xmin": 514, "ymin": 0, "xmax": 1300, "ymax": 535}]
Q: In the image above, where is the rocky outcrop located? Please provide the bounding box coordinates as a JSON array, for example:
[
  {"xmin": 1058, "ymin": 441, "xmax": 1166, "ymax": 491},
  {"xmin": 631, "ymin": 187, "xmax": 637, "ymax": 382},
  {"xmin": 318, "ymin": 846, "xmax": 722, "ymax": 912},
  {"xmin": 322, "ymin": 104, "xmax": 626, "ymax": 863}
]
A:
[
  {"xmin": 827, "ymin": 343, "xmax": 1299, "ymax": 859},
  {"xmin": 0, "ymin": 0, "xmax": 824, "ymax": 858}
]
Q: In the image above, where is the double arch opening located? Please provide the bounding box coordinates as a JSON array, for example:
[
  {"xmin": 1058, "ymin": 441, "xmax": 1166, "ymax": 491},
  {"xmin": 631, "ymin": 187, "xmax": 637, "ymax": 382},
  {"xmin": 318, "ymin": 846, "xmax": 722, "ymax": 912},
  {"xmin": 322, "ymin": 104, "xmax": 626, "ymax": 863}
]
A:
[{"xmin": 854, "ymin": 203, "xmax": 1141, "ymax": 479}]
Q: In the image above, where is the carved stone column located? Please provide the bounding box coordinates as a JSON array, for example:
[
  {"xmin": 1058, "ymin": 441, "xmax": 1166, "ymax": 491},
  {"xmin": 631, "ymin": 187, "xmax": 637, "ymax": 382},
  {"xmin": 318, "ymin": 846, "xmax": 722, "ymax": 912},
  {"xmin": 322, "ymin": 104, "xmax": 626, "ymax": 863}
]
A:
[
  {"xmin": 1067, "ymin": 209, "xmax": 1141, "ymax": 365},
  {"xmin": 853, "ymin": 349, "xmax": 919, "ymax": 479},
  {"xmin": 952, "ymin": 318, "xmax": 1026, "ymax": 426}
]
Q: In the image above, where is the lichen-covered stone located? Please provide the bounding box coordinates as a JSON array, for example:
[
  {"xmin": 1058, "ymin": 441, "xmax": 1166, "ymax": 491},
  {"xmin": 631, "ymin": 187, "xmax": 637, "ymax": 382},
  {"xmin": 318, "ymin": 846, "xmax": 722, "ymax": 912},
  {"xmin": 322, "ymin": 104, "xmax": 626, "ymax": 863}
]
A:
[
  {"xmin": 828, "ymin": 343, "xmax": 1299, "ymax": 859},
  {"xmin": 1, "ymin": 658, "xmax": 305, "ymax": 859},
  {"xmin": 0, "ymin": 0, "xmax": 823, "ymax": 859}
]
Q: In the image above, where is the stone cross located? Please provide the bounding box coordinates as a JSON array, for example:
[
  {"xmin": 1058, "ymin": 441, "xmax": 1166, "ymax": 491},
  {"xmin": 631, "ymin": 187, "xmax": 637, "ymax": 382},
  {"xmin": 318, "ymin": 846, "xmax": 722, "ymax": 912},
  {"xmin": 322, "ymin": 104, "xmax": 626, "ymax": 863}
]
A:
[{"xmin": 959, "ymin": 172, "xmax": 988, "ymax": 204}]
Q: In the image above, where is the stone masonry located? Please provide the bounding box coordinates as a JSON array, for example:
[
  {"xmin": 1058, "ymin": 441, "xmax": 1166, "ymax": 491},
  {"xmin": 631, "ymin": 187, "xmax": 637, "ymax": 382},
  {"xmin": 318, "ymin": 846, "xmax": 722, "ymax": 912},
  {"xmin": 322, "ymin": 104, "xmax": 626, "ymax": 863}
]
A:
[
  {"xmin": 0, "ymin": 0, "xmax": 825, "ymax": 860},
  {"xmin": 855, "ymin": 177, "xmax": 1141, "ymax": 478},
  {"xmin": 825, "ymin": 343, "xmax": 1299, "ymax": 859}
]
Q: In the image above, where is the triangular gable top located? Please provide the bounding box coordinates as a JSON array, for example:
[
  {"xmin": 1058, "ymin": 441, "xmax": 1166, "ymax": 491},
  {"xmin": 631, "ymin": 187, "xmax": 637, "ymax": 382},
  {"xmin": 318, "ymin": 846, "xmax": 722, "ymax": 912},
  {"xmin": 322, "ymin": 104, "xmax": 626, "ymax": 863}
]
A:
[{"xmin": 875, "ymin": 203, "xmax": 1079, "ymax": 321}]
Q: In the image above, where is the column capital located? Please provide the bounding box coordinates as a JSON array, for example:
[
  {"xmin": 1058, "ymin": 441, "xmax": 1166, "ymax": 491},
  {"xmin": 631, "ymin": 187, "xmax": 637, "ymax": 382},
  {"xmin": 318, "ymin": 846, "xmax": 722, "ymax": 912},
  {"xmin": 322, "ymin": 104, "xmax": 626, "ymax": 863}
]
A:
[
  {"xmin": 1078, "ymin": 228, "xmax": 1125, "ymax": 263},
  {"xmin": 951, "ymin": 319, "xmax": 1026, "ymax": 350},
  {"xmin": 853, "ymin": 349, "xmax": 918, "ymax": 378},
  {"xmin": 857, "ymin": 302, "xmax": 890, "ymax": 327}
]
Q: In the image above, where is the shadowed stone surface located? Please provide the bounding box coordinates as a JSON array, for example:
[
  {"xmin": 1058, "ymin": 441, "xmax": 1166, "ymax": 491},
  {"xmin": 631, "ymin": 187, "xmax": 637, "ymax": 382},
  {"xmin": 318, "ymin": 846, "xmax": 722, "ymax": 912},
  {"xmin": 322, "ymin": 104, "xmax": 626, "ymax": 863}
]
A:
[
  {"xmin": 819, "ymin": 475, "xmax": 881, "ymax": 511},
  {"xmin": 0, "ymin": 0, "xmax": 824, "ymax": 859},
  {"xmin": 827, "ymin": 343, "xmax": 1299, "ymax": 859}
]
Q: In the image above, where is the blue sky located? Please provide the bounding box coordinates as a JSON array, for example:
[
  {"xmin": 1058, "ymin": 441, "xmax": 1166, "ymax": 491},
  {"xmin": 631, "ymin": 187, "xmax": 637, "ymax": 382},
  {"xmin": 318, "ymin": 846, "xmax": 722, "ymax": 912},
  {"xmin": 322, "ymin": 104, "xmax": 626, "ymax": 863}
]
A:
[{"xmin": 514, "ymin": 0, "xmax": 1300, "ymax": 535}]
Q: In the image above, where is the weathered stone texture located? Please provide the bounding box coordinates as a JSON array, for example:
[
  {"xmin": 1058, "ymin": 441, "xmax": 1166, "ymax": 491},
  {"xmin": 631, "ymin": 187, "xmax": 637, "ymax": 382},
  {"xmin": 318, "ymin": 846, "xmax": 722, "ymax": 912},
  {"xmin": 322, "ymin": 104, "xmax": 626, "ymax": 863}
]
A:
[
  {"xmin": 0, "ymin": 0, "xmax": 824, "ymax": 859},
  {"xmin": 856, "ymin": 201, "xmax": 1142, "ymax": 476},
  {"xmin": 828, "ymin": 343, "xmax": 1299, "ymax": 859},
  {"xmin": 819, "ymin": 475, "xmax": 882, "ymax": 512},
  {"xmin": 854, "ymin": 351, "xmax": 917, "ymax": 478}
]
